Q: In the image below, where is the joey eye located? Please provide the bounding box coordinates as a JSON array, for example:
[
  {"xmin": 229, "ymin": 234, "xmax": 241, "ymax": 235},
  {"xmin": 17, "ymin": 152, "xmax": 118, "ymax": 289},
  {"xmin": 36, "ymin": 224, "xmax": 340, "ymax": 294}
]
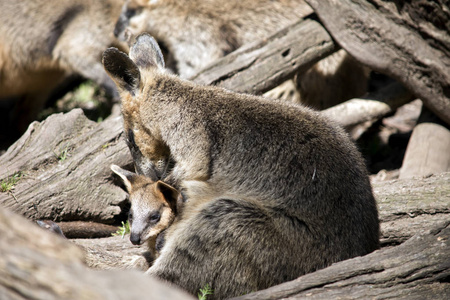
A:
[
  {"xmin": 149, "ymin": 212, "xmax": 161, "ymax": 224},
  {"xmin": 125, "ymin": 8, "xmax": 137, "ymax": 18},
  {"xmin": 128, "ymin": 212, "xmax": 133, "ymax": 222}
]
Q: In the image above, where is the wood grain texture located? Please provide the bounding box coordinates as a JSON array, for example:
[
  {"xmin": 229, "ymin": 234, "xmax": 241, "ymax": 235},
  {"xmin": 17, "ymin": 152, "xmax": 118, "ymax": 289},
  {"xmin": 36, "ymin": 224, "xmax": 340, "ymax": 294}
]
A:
[
  {"xmin": 0, "ymin": 109, "xmax": 131, "ymax": 223},
  {"xmin": 0, "ymin": 206, "xmax": 194, "ymax": 300},
  {"xmin": 191, "ymin": 17, "xmax": 337, "ymax": 95},
  {"xmin": 306, "ymin": 0, "xmax": 450, "ymax": 124}
]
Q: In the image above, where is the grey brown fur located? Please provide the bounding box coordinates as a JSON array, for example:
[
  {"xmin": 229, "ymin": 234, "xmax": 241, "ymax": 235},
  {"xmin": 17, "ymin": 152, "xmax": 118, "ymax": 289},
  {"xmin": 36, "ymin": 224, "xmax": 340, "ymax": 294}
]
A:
[
  {"xmin": 111, "ymin": 164, "xmax": 179, "ymax": 259},
  {"xmin": 0, "ymin": 0, "xmax": 127, "ymax": 135},
  {"xmin": 103, "ymin": 34, "xmax": 379, "ymax": 299},
  {"xmin": 114, "ymin": 0, "xmax": 368, "ymax": 108}
]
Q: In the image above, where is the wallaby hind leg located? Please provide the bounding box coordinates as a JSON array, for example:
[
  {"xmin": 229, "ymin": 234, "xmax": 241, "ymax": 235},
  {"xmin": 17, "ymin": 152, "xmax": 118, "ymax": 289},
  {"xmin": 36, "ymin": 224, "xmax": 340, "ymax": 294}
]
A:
[{"xmin": 147, "ymin": 198, "xmax": 305, "ymax": 299}]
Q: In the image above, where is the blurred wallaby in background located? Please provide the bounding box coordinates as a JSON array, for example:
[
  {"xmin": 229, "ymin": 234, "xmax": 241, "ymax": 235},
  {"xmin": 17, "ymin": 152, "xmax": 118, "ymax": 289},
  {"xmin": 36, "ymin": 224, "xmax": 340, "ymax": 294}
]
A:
[
  {"xmin": 0, "ymin": 0, "xmax": 127, "ymax": 146},
  {"xmin": 114, "ymin": 0, "xmax": 369, "ymax": 108},
  {"xmin": 103, "ymin": 34, "xmax": 379, "ymax": 299}
]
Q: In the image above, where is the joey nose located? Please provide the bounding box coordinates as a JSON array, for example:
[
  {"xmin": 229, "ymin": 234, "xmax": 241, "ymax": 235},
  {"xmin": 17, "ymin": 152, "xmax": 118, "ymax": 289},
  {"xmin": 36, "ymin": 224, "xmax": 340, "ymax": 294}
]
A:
[{"xmin": 130, "ymin": 233, "xmax": 141, "ymax": 245}]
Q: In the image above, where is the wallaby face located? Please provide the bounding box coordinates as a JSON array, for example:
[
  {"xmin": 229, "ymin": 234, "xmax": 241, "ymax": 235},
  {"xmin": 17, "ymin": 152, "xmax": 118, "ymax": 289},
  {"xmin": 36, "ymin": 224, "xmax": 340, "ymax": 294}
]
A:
[
  {"xmin": 105, "ymin": 35, "xmax": 173, "ymax": 182},
  {"xmin": 104, "ymin": 34, "xmax": 379, "ymax": 299},
  {"xmin": 114, "ymin": 0, "xmax": 150, "ymax": 43},
  {"xmin": 111, "ymin": 165, "xmax": 178, "ymax": 246}
]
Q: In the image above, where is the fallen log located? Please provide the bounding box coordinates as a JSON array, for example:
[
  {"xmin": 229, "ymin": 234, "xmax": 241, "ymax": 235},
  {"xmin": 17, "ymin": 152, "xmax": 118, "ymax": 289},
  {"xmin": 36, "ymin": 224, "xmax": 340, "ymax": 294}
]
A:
[
  {"xmin": 0, "ymin": 205, "xmax": 194, "ymax": 300},
  {"xmin": 373, "ymin": 172, "xmax": 450, "ymax": 247},
  {"xmin": 399, "ymin": 107, "xmax": 450, "ymax": 179},
  {"xmin": 306, "ymin": 0, "xmax": 450, "ymax": 125},
  {"xmin": 56, "ymin": 221, "xmax": 119, "ymax": 238},
  {"xmin": 0, "ymin": 109, "xmax": 129, "ymax": 223},
  {"xmin": 322, "ymin": 81, "xmax": 414, "ymax": 139},
  {"xmin": 190, "ymin": 16, "xmax": 337, "ymax": 95}
]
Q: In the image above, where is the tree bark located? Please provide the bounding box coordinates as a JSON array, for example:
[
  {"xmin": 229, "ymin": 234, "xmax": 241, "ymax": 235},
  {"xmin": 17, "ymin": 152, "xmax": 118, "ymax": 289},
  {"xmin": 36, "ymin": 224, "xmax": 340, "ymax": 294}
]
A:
[
  {"xmin": 56, "ymin": 221, "xmax": 119, "ymax": 238},
  {"xmin": 373, "ymin": 172, "xmax": 450, "ymax": 247},
  {"xmin": 0, "ymin": 109, "xmax": 130, "ymax": 223},
  {"xmin": 306, "ymin": 0, "xmax": 450, "ymax": 125},
  {"xmin": 399, "ymin": 107, "xmax": 450, "ymax": 179},
  {"xmin": 190, "ymin": 17, "xmax": 338, "ymax": 95},
  {"xmin": 322, "ymin": 81, "xmax": 414, "ymax": 139}
]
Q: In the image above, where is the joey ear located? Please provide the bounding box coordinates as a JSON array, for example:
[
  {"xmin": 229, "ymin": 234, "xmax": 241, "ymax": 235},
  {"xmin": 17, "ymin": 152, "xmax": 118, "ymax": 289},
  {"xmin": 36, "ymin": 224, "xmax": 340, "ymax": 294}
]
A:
[
  {"xmin": 111, "ymin": 164, "xmax": 137, "ymax": 192},
  {"xmin": 129, "ymin": 33, "xmax": 165, "ymax": 71},
  {"xmin": 155, "ymin": 181, "xmax": 179, "ymax": 212},
  {"xmin": 102, "ymin": 47, "xmax": 141, "ymax": 95}
]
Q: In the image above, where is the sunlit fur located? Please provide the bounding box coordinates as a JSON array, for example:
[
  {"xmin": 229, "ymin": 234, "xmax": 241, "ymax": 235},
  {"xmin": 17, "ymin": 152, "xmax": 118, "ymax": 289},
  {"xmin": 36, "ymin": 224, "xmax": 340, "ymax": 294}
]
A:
[
  {"xmin": 104, "ymin": 34, "xmax": 379, "ymax": 300},
  {"xmin": 111, "ymin": 164, "xmax": 178, "ymax": 259}
]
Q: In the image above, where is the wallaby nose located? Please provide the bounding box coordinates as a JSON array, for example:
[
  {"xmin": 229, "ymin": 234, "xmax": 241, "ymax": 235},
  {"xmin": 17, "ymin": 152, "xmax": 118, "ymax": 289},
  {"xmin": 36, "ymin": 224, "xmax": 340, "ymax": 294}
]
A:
[{"xmin": 130, "ymin": 233, "xmax": 141, "ymax": 245}]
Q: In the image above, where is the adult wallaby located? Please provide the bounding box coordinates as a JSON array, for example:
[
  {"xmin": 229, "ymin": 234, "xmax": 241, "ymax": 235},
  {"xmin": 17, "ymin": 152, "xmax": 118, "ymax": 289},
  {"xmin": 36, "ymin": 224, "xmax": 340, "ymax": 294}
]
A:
[
  {"xmin": 113, "ymin": 0, "xmax": 369, "ymax": 108},
  {"xmin": 103, "ymin": 34, "xmax": 379, "ymax": 299}
]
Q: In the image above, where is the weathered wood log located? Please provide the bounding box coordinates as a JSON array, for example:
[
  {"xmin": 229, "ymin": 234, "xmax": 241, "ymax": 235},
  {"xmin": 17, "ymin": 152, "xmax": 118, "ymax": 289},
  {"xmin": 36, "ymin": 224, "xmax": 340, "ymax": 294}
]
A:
[
  {"xmin": 399, "ymin": 107, "xmax": 450, "ymax": 179},
  {"xmin": 322, "ymin": 81, "xmax": 414, "ymax": 139},
  {"xmin": 56, "ymin": 221, "xmax": 119, "ymax": 238},
  {"xmin": 0, "ymin": 205, "xmax": 194, "ymax": 300},
  {"xmin": 306, "ymin": 0, "xmax": 450, "ymax": 125},
  {"xmin": 190, "ymin": 17, "xmax": 338, "ymax": 95},
  {"xmin": 373, "ymin": 172, "xmax": 450, "ymax": 247},
  {"xmin": 233, "ymin": 220, "xmax": 450, "ymax": 300},
  {"xmin": 0, "ymin": 108, "xmax": 130, "ymax": 223}
]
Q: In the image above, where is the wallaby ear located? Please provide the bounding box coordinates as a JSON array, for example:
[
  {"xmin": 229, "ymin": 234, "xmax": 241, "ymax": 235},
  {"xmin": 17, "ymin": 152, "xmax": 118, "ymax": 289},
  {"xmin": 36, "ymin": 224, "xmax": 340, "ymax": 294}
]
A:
[
  {"xmin": 129, "ymin": 33, "xmax": 165, "ymax": 71},
  {"xmin": 102, "ymin": 47, "xmax": 141, "ymax": 95},
  {"xmin": 155, "ymin": 181, "xmax": 179, "ymax": 212},
  {"xmin": 111, "ymin": 164, "xmax": 137, "ymax": 192}
]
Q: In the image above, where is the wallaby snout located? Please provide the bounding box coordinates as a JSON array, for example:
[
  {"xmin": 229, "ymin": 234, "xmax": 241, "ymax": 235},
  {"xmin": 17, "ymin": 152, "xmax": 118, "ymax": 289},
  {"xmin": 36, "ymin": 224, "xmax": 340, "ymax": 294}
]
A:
[{"xmin": 130, "ymin": 232, "xmax": 142, "ymax": 245}]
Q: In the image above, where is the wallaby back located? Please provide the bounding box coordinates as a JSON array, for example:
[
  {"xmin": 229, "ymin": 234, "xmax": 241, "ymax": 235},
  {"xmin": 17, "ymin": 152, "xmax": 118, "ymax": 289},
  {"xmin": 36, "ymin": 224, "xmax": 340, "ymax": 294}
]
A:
[{"xmin": 103, "ymin": 34, "xmax": 379, "ymax": 299}]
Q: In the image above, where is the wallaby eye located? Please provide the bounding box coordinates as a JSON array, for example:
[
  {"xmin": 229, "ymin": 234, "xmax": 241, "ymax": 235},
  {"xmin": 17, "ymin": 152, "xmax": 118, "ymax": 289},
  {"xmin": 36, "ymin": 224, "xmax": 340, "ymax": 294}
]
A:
[{"xmin": 149, "ymin": 212, "xmax": 161, "ymax": 224}]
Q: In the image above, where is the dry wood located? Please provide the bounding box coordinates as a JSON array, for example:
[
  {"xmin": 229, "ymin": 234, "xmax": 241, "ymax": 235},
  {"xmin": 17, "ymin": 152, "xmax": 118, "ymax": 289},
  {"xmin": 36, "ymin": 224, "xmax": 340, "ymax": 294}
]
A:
[
  {"xmin": 56, "ymin": 221, "xmax": 119, "ymax": 238},
  {"xmin": 399, "ymin": 107, "xmax": 450, "ymax": 179},
  {"xmin": 306, "ymin": 0, "xmax": 450, "ymax": 125},
  {"xmin": 191, "ymin": 17, "xmax": 338, "ymax": 95},
  {"xmin": 322, "ymin": 81, "xmax": 415, "ymax": 139},
  {"xmin": 0, "ymin": 108, "xmax": 130, "ymax": 223},
  {"xmin": 373, "ymin": 172, "xmax": 450, "ymax": 247},
  {"xmin": 0, "ymin": 205, "xmax": 194, "ymax": 300}
]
